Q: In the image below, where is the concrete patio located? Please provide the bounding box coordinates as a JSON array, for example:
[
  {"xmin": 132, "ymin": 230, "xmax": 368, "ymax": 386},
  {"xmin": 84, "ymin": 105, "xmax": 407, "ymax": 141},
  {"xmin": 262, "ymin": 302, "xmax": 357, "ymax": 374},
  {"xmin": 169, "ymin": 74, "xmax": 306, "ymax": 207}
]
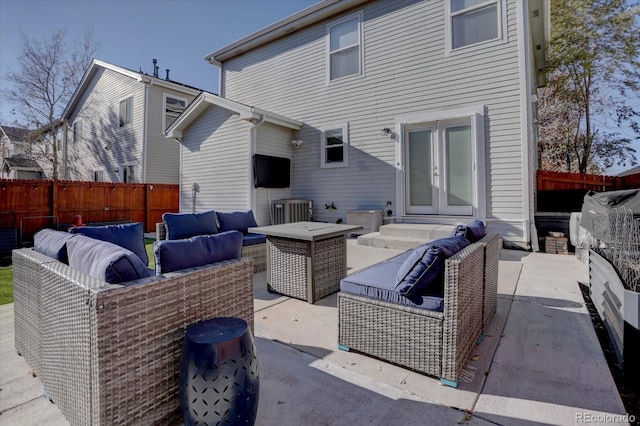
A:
[{"xmin": 0, "ymin": 239, "xmax": 630, "ymax": 425}]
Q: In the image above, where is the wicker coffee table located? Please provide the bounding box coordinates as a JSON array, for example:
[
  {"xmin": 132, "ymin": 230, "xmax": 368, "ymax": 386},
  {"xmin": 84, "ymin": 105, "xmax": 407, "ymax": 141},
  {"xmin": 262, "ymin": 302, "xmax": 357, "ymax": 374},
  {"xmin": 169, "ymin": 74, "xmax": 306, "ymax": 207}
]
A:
[{"xmin": 248, "ymin": 222, "xmax": 362, "ymax": 303}]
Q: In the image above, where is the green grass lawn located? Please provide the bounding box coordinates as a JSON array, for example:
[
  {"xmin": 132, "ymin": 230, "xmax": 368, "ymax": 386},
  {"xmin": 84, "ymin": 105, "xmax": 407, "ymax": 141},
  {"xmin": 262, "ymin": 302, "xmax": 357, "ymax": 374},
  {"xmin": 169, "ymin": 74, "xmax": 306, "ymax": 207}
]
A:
[{"xmin": 0, "ymin": 239, "xmax": 156, "ymax": 306}]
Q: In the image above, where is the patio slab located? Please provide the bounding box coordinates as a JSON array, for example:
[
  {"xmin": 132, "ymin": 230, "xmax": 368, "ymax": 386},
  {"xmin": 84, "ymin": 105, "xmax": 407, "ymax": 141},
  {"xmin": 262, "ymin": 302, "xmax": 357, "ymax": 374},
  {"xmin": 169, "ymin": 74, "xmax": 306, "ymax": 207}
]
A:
[{"xmin": 0, "ymin": 240, "xmax": 630, "ymax": 425}]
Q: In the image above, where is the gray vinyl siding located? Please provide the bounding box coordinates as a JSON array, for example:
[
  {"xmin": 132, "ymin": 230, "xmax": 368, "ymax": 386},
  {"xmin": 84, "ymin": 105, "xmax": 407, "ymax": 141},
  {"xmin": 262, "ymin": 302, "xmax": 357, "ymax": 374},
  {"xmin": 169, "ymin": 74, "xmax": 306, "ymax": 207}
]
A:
[
  {"xmin": 220, "ymin": 0, "xmax": 528, "ymax": 241},
  {"xmin": 179, "ymin": 106, "xmax": 252, "ymax": 214},
  {"xmin": 66, "ymin": 68, "xmax": 144, "ymax": 182},
  {"xmin": 145, "ymin": 87, "xmax": 197, "ymax": 183},
  {"xmin": 254, "ymin": 123, "xmax": 294, "ymax": 225}
]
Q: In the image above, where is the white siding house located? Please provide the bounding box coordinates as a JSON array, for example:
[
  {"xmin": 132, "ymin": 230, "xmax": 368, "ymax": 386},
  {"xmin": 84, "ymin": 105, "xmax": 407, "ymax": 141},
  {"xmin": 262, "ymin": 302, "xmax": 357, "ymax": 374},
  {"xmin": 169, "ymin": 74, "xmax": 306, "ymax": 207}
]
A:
[
  {"xmin": 61, "ymin": 59, "xmax": 201, "ymax": 183},
  {"xmin": 171, "ymin": 0, "xmax": 548, "ymax": 246}
]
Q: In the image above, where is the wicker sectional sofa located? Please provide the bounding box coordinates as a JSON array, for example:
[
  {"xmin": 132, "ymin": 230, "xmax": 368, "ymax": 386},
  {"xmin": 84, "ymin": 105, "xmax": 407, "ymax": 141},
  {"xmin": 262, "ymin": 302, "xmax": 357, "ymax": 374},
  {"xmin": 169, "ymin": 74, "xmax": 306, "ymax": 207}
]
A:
[
  {"xmin": 156, "ymin": 209, "xmax": 267, "ymax": 273},
  {"xmin": 338, "ymin": 231, "xmax": 499, "ymax": 387},
  {"xmin": 13, "ymin": 233, "xmax": 254, "ymax": 425}
]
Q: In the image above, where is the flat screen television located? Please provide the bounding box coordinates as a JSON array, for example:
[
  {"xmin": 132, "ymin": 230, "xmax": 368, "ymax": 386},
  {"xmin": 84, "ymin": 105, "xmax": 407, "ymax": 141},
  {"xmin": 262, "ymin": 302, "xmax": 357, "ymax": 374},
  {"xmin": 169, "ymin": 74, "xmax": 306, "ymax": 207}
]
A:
[{"xmin": 253, "ymin": 154, "xmax": 290, "ymax": 188}]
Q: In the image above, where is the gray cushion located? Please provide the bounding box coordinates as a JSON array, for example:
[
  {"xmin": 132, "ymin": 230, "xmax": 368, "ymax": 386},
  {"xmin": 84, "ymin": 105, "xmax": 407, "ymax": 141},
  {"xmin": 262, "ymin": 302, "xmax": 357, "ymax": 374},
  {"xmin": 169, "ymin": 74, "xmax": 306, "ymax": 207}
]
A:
[
  {"xmin": 340, "ymin": 258, "xmax": 444, "ymax": 311},
  {"xmin": 33, "ymin": 228, "xmax": 75, "ymax": 263},
  {"xmin": 67, "ymin": 235, "xmax": 151, "ymax": 284},
  {"xmin": 70, "ymin": 222, "xmax": 148, "ymax": 266},
  {"xmin": 242, "ymin": 233, "xmax": 266, "ymax": 246},
  {"xmin": 154, "ymin": 230, "xmax": 243, "ymax": 274},
  {"xmin": 163, "ymin": 210, "xmax": 218, "ymax": 240},
  {"xmin": 394, "ymin": 236, "xmax": 470, "ymax": 296}
]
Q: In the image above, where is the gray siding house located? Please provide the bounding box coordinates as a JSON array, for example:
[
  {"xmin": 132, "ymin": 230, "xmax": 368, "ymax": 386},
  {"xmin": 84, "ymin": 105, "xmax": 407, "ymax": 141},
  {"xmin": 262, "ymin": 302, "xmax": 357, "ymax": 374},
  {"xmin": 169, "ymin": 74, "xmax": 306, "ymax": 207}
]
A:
[
  {"xmin": 168, "ymin": 0, "xmax": 548, "ymax": 248},
  {"xmin": 61, "ymin": 59, "xmax": 201, "ymax": 183}
]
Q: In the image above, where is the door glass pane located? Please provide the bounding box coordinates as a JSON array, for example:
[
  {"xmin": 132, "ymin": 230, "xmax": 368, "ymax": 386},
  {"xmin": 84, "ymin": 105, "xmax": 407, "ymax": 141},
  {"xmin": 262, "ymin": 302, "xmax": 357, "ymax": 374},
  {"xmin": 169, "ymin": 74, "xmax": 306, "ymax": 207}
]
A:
[
  {"xmin": 446, "ymin": 125, "xmax": 472, "ymax": 206},
  {"xmin": 408, "ymin": 130, "xmax": 432, "ymax": 206}
]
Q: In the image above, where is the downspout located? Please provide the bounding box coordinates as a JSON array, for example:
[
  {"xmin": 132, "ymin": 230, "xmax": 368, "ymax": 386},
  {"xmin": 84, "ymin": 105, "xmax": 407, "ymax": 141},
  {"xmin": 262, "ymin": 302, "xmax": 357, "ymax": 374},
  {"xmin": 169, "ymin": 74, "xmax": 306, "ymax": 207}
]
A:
[
  {"xmin": 141, "ymin": 82, "xmax": 150, "ymax": 183},
  {"xmin": 62, "ymin": 120, "xmax": 68, "ymax": 179},
  {"xmin": 517, "ymin": 0, "xmax": 538, "ymax": 251},
  {"xmin": 249, "ymin": 114, "xmax": 265, "ymax": 212}
]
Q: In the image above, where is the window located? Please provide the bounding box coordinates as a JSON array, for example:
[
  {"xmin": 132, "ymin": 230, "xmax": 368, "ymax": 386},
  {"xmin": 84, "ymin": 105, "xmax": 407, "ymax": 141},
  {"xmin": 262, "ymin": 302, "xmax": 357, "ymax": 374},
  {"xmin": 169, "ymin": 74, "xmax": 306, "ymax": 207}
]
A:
[
  {"xmin": 320, "ymin": 125, "xmax": 349, "ymax": 168},
  {"xmin": 327, "ymin": 13, "xmax": 362, "ymax": 81},
  {"xmin": 93, "ymin": 170, "xmax": 105, "ymax": 182},
  {"xmin": 119, "ymin": 96, "xmax": 133, "ymax": 127},
  {"xmin": 449, "ymin": 0, "xmax": 501, "ymax": 50},
  {"xmin": 73, "ymin": 120, "xmax": 82, "ymax": 144},
  {"xmin": 164, "ymin": 94, "xmax": 187, "ymax": 130},
  {"xmin": 121, "ymin": 165, "xmax": 135, "ymax": 183}
]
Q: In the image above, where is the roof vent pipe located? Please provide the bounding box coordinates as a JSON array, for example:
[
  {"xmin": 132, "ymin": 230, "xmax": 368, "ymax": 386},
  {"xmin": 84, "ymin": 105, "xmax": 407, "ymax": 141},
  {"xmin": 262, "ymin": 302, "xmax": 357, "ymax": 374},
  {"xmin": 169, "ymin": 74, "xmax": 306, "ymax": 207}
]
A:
[
  {"xmin": 152, "ymin": 58, "xmax": 158, "ymax": 78},
  {"xmin": 166, "ymin": 69, "xmax": 170, "ymax": 80}
]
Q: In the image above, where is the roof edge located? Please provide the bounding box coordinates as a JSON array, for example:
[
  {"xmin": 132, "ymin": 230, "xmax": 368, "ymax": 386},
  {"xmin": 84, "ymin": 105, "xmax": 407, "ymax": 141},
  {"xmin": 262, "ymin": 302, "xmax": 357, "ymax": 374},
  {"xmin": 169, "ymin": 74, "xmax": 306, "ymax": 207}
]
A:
[{"xmin": 204, "ymin": 0, "xmax": 369, "ymax": 65}]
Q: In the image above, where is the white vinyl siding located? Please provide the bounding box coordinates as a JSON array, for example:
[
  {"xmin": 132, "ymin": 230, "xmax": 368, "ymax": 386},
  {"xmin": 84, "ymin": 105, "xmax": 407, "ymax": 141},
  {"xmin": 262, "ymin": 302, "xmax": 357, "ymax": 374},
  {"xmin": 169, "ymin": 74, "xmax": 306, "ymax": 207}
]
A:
[
  {"xmin": 220, "ymin": 0, "xmax": 527, "ymax": 242},
  {"xmin": 146, "ymin": 87, "xmax": 196, "ymax": 183},
  {"xmin": 179, "ymin": 105, "xmax": 252, "ymax": 213},
  {"xmin": 65, "ymin": 68, "xmax": 144, "ymax": 182}
]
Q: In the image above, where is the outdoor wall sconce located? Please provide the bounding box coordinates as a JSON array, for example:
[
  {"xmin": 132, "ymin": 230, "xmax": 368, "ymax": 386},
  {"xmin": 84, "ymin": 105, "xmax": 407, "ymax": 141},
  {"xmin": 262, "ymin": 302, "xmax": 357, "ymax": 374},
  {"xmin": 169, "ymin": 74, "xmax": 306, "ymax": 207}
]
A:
[
  {"xmin": 291, "ymin": 140, "xmax": 304, "ymax": 148},
  {"xmin": 113, "ymin": 168, "xmax": 119, "ymax": 173},
  {"xmin": 381, "ymin": 128, "xmax": 394, "ymax": 139}
]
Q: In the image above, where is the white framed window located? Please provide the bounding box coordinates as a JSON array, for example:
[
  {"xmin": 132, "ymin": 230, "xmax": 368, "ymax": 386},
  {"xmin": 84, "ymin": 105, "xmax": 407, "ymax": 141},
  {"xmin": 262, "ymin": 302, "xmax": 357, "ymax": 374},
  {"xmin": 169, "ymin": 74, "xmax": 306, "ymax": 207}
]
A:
[
  {"xmin": 73, "ymin": 120, "xmax": 82, "ymax": 144},
  {"xmin": 446, "ymin": 0, "xmax": 504, "ymax": 53},
  {"xmin": 326, "ymin": 12, "xmax": 363, "ymax": 82},
  {"xmin": 320, "ymin": 124, "xmax": 349, "ymax": 168},
  {"xmin": 93, "ymin": 170, "xmax": 105, "ymax": 182},
  {"xmin": 119, "ymin": 95, "xmax": 133, "ymax": 128},
  {"xmin": 120, "ymin": 164, "xmax": 135, "ymax": 183},
  {"xmin": 163, "ymin": 94, "xmax": 187, "ymax": 130}
]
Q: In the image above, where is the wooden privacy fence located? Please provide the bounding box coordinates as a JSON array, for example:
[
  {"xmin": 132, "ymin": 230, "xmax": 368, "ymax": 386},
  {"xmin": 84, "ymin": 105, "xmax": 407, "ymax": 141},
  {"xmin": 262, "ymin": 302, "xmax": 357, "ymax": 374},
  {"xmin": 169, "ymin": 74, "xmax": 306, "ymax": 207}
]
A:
[
  {"xmin": 0, "ymin": 179, "xmax": 179, "ymax": 244},
  {"xmin": 537, "ymin": 170, "xmax": 640, "ymax": 191}
]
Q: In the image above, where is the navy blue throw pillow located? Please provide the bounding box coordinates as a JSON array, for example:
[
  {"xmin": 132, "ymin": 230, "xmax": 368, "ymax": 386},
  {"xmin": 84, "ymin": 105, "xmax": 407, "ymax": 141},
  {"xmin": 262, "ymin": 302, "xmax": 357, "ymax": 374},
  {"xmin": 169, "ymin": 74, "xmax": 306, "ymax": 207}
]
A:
[
  {"xmin": 71, "ymin": 222, "xmax": 148, "ymax": 266},
  {"xmin": 450, "ymin": 219, "xmax": 486, "ymax": 243},
  {"xmin": 216, "ymin": 210, "xmax": 259, "ymax": 234},
  {"xmin": 394, "ymin": 236, "xmax": 470, "ymax": 296},
  {"xmin": 154, "ymin": 230, "xmax": 243, "ymax": 274},
  {"xmin": 163, "ymin": 210, "xmax": 218, "ymax": 240}
]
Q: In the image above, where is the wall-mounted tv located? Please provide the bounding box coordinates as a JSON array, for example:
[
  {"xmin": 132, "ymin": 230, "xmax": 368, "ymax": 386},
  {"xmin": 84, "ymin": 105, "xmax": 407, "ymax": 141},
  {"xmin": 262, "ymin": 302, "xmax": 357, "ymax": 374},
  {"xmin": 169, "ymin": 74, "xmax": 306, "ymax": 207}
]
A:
[{"xmin": 253, "ymin": 154, "xmax": 290, "ymax": 188}]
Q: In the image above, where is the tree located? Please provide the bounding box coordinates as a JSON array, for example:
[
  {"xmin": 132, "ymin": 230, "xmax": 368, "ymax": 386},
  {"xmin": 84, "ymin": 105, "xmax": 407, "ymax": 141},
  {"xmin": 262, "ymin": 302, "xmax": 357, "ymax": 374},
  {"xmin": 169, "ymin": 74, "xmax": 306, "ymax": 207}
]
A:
[
  {"xmin": 2, "ymin": 26, "xmax": 98, "ymax": 179},
  {"xmin": 540, "ymin": 0, "xmax": 640, "ymax": 174}
]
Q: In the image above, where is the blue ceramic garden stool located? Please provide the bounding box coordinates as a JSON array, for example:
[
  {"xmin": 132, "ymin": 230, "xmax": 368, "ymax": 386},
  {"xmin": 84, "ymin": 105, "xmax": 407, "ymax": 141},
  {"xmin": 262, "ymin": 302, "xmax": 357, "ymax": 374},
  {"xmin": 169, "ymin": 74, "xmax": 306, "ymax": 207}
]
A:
[{"xmin": 180, "ymin": 317, "xmax": 259, "ymax": 425}]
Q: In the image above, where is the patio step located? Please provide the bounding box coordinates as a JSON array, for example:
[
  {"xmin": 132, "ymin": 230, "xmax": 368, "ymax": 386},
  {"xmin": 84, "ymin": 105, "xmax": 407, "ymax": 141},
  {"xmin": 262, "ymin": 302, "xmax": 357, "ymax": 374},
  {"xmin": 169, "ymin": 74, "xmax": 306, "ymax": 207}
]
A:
[{"xmin": 357, "ymin": 224, "xmax": 456, "ymax": 250}]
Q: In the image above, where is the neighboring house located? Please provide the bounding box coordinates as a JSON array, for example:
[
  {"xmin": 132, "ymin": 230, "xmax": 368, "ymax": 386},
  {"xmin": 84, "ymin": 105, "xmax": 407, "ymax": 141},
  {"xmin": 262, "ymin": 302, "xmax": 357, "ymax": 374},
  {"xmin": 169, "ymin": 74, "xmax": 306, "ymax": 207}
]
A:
[
  {"xmin": 1, "ymin": 125, "xmax": 44, "ymax": 179},
  {"xmin": 617, "ymin": 165, "xmax": 640, "ymax": 177},
  {"xmin": 1, "ymin": 157, "xmax": 44, "ymax": 180},
  {"xmin": 61, "ymin": 59, "xmax": 202, "ymax": 183},
  {"xmin": 167, "ymin": 0, "xmax": 549, "ymax": 248}
]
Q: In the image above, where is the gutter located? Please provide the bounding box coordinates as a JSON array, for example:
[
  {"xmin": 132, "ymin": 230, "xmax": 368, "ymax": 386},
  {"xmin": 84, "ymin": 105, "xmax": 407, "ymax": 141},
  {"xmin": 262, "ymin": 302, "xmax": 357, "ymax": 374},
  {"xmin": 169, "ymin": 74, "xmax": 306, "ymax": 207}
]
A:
[{"xmin": 204, "ymin": 0, "xmax": 368, "ymax": 65}]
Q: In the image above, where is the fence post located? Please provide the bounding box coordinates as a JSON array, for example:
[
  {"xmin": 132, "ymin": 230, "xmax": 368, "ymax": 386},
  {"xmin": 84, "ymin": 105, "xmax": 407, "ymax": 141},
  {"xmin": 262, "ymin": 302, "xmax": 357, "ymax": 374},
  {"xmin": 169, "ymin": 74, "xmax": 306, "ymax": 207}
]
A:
[{"xmin": 51, "ymin": 180, "xmax": 58, "ymax": 228}]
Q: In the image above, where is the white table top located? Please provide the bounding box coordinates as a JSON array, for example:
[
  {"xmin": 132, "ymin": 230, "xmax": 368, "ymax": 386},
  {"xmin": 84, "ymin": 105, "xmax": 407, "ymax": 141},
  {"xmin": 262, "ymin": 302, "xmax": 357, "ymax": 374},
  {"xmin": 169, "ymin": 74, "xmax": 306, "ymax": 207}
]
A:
[{"xmin": 248, "ymin": 221, "xmax": 362, "ymax": 241}]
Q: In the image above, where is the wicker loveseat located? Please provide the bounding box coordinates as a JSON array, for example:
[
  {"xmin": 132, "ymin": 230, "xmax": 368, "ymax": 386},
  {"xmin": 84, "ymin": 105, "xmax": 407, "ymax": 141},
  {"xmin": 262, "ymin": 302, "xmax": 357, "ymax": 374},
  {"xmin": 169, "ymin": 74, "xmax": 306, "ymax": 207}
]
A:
[
  {"xmin": 13, "ymin": 230, "xmax": 254, "ymax": 426},
  {"xmin": 338, "ymin": 229, "xmax": 499, "ymax": 388},
  {"xmin": 157, "ymin": 209, "xmax": 266, "ymax": 273}
]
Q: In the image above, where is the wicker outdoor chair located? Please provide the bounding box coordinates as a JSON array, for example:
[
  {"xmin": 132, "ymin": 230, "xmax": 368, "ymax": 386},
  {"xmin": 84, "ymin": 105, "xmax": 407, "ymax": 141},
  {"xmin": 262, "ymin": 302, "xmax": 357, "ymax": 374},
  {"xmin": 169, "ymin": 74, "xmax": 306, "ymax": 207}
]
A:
[
  {"xmin": 338, "ymin": 242, "xmax": 485, "ymax": 387},
  {"xmin": 13, "ymin": 248, "xmax": 254, "ymax": 426}
]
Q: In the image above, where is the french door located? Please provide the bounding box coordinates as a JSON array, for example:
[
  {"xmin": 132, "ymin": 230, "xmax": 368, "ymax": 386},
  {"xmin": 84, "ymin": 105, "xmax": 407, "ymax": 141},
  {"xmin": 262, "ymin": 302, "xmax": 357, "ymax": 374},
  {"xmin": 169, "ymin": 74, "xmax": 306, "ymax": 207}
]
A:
[{"xmin": 405, "ymin": 119, "xmax": 474, "ymax": 216}]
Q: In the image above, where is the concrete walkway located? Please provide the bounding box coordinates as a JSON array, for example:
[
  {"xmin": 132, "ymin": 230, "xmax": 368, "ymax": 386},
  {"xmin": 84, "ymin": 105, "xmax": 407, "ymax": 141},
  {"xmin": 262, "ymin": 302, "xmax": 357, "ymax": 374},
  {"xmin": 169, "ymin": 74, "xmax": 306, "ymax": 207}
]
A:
[{"xmin": 0, "ymin": 241, "xmax": 630, "ymax": 425}]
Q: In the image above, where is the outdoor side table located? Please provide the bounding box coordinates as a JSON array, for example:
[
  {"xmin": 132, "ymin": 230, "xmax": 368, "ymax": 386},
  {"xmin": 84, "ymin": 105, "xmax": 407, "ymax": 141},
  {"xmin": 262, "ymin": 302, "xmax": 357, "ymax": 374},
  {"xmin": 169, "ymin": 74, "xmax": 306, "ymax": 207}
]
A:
[
  {"xmin": 248, "ymin": 222, "xmax": 362, "ymax": 303},
  {"xmin": 180, "ymin": 317, "xmax": 259, "ymax": 426}
]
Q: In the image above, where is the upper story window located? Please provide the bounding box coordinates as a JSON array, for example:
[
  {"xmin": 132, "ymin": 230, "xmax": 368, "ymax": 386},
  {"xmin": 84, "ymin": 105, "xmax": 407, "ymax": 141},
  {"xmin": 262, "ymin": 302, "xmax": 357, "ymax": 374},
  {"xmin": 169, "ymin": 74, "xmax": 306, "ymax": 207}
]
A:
[
  {"xmin": 121, "ymin": 164, "xmax": 135, "ymax": 183},
  {"xmin": 449, "ymin": 0, "xmax": 501, "ymax": 50},
  {"xmin": 93, "ymin": 170, "xmax": 105, "ymax": 182},
  {"xmin": 327, "ymin": 12, "xmax": 362, "ymax": 81},
  {"xmin": 119, "ymin": 96, "xmax": 133, "ymax": 128},
  {"xmin": 320, "ymin": 124, "xmax": 349, "ymax": 168},
  {"xmin": 73, "ymin": 120, "xmax": 82, "ymax": 144},
  {"xmin": 164, "ymin": 94, "xmax": 187, "ymax": 130}
]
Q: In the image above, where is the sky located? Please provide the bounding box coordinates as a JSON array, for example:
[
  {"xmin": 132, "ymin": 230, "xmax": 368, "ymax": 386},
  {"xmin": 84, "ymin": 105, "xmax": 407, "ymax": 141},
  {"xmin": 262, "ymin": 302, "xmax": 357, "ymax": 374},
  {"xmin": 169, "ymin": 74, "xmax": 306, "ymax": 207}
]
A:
[{"xmin": 0, "ymin": 0, "xmax": 318, "ymax": 124}]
